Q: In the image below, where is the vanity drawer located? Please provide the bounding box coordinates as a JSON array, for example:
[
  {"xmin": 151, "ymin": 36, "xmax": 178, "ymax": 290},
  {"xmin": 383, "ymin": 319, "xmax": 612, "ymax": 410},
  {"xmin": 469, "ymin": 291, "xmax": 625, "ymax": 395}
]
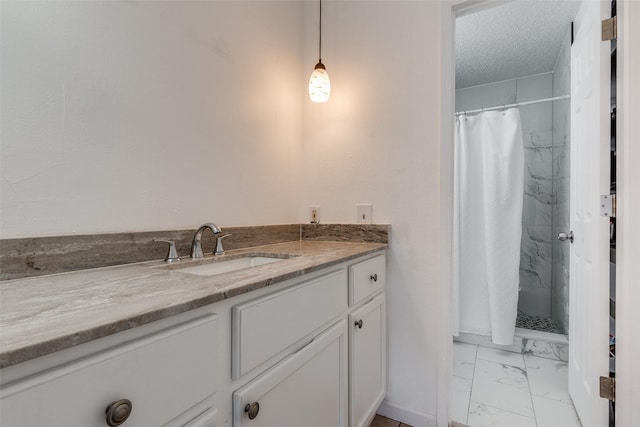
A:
[
  {"xmin": 232, "ymin": 270, "xmax": 348, "ymax": 379},
  {"xmin": 0, "ymin": 315, "xmax": 217, "ymax": 427},
  {"xmin": 232, "ymin": 320, "xmax": 348, "ymax": 427},
  {"xmin": 349, "ymin": 254, "xmax": 386, "ymax": 306}
]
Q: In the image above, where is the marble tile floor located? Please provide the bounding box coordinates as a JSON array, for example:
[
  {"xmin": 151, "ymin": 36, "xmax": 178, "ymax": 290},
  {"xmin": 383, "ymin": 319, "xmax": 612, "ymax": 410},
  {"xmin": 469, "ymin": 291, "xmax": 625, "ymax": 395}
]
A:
[{"xmin": 452, "ymin": 342, "xmax": 582, "ymax": 427}]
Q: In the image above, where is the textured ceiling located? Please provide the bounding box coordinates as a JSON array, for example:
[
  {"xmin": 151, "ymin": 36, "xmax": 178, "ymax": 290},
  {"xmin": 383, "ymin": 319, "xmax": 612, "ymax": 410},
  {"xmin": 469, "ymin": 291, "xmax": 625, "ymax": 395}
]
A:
[{"xmin": 455, "ymin": 0, "xmax": 581, "ymax": 89}]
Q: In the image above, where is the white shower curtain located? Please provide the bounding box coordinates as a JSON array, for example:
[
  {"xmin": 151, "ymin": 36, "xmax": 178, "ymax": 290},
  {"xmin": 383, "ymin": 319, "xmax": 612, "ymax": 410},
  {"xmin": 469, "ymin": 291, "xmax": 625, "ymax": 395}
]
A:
[{"xmin": 452, "ymin": 109, "xmax": 524, "ymax": 345}]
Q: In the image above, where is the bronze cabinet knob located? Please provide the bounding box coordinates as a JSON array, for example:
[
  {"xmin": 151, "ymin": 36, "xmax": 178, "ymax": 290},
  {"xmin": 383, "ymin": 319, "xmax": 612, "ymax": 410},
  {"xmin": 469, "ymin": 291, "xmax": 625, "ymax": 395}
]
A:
[
  {"xmin": 105, "ymin": 399, "xmax": 132, "ymax": 426},
  {"xmin": 355, "ymin": 319, "xmax": 363, "ymax": 329},
  {"xmin": 245, "ymin": 402, "xmax": 260, "ymax": 420},
  {"xmin": 370, "ymin": 274, "xmax": 378, "ymax": 282}
]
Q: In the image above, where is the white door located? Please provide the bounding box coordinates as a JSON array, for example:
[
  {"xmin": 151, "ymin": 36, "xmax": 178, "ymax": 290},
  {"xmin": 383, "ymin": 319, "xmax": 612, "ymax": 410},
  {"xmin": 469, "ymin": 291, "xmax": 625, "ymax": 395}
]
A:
[{"xmin": 569, "ymin": 0, "xmax": 611, "ymax": 425}]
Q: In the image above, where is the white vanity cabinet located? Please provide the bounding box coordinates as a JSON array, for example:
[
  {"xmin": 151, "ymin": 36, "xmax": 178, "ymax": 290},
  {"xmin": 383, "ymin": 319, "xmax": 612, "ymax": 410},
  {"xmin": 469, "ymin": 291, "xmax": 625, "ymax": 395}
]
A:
[
  {"xmin": 349, "ymin": 254, "xmax": 386, "ymax": 306},
  {"xmin": 0, "ymin": 315, "xmax": 218, "ymax": 427},
  {"xmin": 0, "ymin": 250, "xmax": 387, "ymax": 427},
  {"xmin": 232, "ymin": 253, "xmax": 387, "ymax": 427},
  {"xmin": 348, "ymin": 254, "xmax": 387, "ymax": 427},
  {"xmin": 231, "ymin": 270, "xmax": 348, "ymax": 379},
  {"xmin": 349, "ymin": 293, "xmax": 386, "ymax": 427},
  {"xmin": 232, "ymin": 320, "xmax": 349, "ymax": 427},
  {"xmin": 231, "ymin": 269, "xmax": 349, "ymax": 426}
]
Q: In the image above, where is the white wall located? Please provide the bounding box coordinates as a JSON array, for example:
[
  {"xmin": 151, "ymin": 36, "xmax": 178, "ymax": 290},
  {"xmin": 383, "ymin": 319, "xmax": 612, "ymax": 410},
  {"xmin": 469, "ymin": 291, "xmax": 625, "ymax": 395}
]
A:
[
  {"xmin": 0, "ymin": 1, "xmax": 304, "ymax": 238},
  {"xmin": 2, "ymin": 2, "xmax": 447, "ymax": 423},
  {"xmin": 615, "ymin": 1, "xmax": 640, "ymax": 424},
  {"xmin": 301, "ymin": 1, "xmax": 444, "ymax": 424}
]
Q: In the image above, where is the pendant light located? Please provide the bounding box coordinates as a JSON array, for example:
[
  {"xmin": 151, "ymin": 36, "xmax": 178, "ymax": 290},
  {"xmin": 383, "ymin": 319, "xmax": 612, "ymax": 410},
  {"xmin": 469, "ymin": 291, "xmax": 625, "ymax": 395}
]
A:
[{"xmin": 308, "ymin": 0, "xmax": 330, "ymax": 103}]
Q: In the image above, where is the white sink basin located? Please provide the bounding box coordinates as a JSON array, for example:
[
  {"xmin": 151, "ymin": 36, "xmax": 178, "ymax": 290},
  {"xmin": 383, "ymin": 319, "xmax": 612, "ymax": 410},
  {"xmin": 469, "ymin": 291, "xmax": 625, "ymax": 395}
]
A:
[{"xmin": 174, "ymin": 256, "xmax": 285, "ymax": 276}]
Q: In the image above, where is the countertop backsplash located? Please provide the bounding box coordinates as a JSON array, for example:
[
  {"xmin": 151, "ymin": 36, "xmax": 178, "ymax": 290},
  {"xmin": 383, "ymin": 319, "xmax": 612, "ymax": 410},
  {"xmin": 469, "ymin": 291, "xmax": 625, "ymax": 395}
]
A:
[{"xmin": 0, "ymin": 224, "xmax": 389, "ymax": 281}]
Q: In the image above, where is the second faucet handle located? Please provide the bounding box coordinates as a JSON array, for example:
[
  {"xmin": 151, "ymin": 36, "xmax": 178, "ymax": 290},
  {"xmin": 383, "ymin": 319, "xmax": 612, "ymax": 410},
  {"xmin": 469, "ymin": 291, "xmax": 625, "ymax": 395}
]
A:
[
  {"xmin": 215, "ymin": 234, "xmax": 232, "ymax": 256},
  {"xmin": 154, "ymin": 239, "xmax": 180, "ymax": 263}
]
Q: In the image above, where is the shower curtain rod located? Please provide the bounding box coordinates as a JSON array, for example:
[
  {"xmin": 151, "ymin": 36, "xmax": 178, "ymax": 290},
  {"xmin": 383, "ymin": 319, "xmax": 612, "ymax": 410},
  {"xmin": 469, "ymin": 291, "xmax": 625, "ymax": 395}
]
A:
[{"xmin": 455, "ymin": 94, "xmax": 571, "ymax": 116}]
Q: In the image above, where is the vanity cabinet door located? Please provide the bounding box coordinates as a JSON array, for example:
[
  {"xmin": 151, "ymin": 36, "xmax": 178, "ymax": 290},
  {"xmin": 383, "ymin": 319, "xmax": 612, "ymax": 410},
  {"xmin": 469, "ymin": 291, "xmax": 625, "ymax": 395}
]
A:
[
  {"xmin": 0, "ymin": 315, "xmax": 217, "ymax": 427},
  {"xmin": 349, "ymin": 293, "xmax": 386, "ymax": 427},
  {"xmin": 233, "ymin": 320, "xmax": 348, "ymax": 427}
]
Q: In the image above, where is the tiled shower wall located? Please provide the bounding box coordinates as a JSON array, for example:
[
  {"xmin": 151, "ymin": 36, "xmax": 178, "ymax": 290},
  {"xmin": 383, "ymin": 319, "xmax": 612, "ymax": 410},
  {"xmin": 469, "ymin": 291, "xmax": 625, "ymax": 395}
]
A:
[
  {"xmin": 551, "ymin": 30, "xmax": 572, "ymax": 334},
  {"xmin": 456, "ymin": 67, "xmax": 569, "ymax": 326}
]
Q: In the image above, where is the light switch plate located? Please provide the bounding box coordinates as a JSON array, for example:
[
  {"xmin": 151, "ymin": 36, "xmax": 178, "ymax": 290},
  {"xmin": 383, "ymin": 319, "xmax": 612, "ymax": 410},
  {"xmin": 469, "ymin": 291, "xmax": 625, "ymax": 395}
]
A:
[{"xmin": 356, "ymin": 204, "xmax": 372, "ymax": 224}]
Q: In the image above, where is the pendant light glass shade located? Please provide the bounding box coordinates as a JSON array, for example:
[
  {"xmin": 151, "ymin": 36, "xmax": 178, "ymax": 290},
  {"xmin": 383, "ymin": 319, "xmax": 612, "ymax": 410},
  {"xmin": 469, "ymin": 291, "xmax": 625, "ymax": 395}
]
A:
[
  {"xmin": 309, "ymin": 61, "xmax": 330, "ymax": 103},
  {"xmin": 309, "ymin": 0, "xmax": 329, "ymax": 103}
]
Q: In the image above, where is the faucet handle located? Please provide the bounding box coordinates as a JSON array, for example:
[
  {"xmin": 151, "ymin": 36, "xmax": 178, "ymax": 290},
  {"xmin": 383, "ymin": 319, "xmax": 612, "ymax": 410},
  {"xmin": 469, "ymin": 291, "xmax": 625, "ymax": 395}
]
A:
[
  {"xmin": 214, "ymin": 234, "xmax": 232, "ymax": 256},
  {"xmin": 153, "ymin": 239, "xmax": 180, "ymax": 263}
]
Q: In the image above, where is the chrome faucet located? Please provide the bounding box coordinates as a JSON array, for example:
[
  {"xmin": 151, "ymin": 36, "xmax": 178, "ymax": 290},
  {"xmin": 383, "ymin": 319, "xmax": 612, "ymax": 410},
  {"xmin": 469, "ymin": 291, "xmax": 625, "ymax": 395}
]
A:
[
  {"xmin": 190, "ymin": 223, "xmax": 222, "ymax": 259},
  {"xmin": 214, "ymin": 233, "xmax": 232, "ymax": 256}
]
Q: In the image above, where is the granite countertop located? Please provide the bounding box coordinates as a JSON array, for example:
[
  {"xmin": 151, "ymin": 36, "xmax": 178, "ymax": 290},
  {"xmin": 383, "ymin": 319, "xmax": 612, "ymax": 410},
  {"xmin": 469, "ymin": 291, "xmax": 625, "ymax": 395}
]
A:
[{"xmin": 0, "ymin": 240, "xmax": 386, "ymax": 369}]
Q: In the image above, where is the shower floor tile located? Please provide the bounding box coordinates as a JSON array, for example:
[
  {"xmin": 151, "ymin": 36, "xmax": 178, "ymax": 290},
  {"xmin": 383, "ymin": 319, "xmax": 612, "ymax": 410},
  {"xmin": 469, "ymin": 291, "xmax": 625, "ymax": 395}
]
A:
[
  {"xmin": 452, "ymin": 342, "xmax": 582, "ymax": 427},
  {"xmin": 516, "ymin": 313, "xmax": 565, "ymax": 334}
]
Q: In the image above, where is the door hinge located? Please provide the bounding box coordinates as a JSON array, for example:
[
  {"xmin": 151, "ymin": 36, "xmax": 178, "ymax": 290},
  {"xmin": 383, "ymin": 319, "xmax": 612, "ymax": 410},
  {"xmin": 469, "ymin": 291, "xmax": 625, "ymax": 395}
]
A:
[
  {"xmin": 600, "ymin": 376, "xmax": 616, "ymax": 402},
  {"xmin": 600, "ymin": 194, "xmax": 616, "ymax": 218},
  {"xmin": 602, "ymin": 16, "xmax": 617, "ymax": 41}
]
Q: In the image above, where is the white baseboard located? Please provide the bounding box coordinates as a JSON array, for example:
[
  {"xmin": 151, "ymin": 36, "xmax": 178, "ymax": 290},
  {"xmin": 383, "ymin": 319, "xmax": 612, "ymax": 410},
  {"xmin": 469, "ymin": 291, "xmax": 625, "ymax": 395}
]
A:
[{"xmin": 376, "ymin": 399, "xmax": 436, "ymax": 427}]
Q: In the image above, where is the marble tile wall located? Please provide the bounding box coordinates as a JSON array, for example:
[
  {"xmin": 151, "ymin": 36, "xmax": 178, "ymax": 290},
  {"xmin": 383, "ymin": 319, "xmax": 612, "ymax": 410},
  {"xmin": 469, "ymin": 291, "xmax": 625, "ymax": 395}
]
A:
[
  {"xmin": 457, "ymin": 73, "xmax": 556, "ymax": 318},
  {"xmin": 551, "ymin": 29, "xmax": 572, "ymax": 335}
]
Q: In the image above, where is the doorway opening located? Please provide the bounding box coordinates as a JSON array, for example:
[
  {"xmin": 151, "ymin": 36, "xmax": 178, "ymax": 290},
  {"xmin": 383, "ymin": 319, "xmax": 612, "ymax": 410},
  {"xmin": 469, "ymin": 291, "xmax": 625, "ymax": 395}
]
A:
[{"xmin": 450, "ymin": 1, "xmax": 583, "ymax": 425}]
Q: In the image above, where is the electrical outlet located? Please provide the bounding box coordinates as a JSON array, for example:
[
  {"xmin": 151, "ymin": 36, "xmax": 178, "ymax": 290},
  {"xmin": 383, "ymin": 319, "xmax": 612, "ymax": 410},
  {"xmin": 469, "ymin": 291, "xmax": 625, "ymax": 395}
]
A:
[
  {"xmin": 310, "ymin": 206, "xmax": 320, "ymax": 224},
  {"xmin": 356, "ymin": 204, "xmax": 372, "ymax": 224}
]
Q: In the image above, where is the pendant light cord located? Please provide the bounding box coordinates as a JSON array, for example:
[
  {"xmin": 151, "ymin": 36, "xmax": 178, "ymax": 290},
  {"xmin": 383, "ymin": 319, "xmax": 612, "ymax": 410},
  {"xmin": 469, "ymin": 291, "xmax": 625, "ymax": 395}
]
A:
[{"xmin": 319, "ymin": 0, "xmax": 322, "ymax": 62}]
